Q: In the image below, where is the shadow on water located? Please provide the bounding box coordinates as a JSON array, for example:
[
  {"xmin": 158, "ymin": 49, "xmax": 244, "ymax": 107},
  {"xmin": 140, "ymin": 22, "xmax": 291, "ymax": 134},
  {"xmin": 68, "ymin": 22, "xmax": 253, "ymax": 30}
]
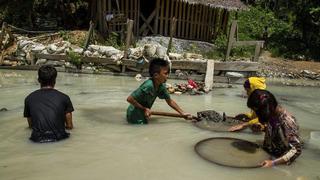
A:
[{"xmin": 79, "ymin": 106, "xmax": 127, "ymax": 125}]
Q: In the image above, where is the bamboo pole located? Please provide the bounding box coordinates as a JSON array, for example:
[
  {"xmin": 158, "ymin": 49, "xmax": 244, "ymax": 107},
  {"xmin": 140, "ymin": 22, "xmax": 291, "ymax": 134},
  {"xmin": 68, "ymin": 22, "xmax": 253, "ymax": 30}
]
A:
[{"xmin": 167, "ymin": 18, "xmax": 177, "ymax": 55}]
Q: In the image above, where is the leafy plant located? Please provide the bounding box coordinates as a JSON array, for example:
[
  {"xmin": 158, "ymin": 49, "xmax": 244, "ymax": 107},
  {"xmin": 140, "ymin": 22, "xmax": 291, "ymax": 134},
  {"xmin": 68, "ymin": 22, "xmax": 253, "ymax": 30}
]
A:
[
  {"xmin": 67, "ymin": 51, "xmax": 82, "ymax": 69},
  {"xmin": 104, "ymin": 32, "xmax": 125, "ymax": 50}
]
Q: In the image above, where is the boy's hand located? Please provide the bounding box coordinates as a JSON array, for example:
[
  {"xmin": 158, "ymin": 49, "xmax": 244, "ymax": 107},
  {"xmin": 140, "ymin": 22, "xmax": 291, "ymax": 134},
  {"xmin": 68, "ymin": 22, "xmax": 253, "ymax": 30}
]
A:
[
  {"xmin": 182, "ymin": 112, "xmax": 193, "ymax": 121},
  {"xmin": 144, "ymin": 108, "xmax": 151, "ymax": 119}
]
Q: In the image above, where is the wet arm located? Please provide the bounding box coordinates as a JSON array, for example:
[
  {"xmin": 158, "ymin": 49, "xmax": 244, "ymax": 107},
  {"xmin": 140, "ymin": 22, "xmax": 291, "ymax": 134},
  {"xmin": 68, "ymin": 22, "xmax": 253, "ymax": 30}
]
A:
[
  {"xmin": 65, "ymin": 112, "xmax": 73, "ymax": 130},
  {"xmin": 278, "ymin": 136, "xmax": 302, "ymax": 165},
  {"xmin": 165, "ymin": 99, "xmax": 184, "ymax": 115},
  {"xmin": 127, "ymin": 95, "xmax": 147, "ymax": 111},
  {"xmin": 279, "ymin": 116, "xmax": 302, "ymax": 165},
  {"xmin": 228, "ymin": 122, "xmax": 250, "ymax": 132},
  {"xmin": 263, "ymin": 120, "xmax": 302, "ymax": 167},
  {"xmin": 27, "ymin": 117, "xmax": 32, "ymax": 128},
  {"xmin": 127, "ymin": 95, "xmax": 150, "ymax": 117},
  {"xmin": 263, "ymin": 142, "xmax": 301, "ymax": 167}
]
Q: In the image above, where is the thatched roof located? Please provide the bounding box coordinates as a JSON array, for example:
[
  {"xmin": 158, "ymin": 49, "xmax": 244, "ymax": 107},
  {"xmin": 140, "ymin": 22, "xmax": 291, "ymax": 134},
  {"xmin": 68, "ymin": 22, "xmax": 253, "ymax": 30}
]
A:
[{"xmin": 182, "ymin": 0, "xmax": 247, "ymax": 10}]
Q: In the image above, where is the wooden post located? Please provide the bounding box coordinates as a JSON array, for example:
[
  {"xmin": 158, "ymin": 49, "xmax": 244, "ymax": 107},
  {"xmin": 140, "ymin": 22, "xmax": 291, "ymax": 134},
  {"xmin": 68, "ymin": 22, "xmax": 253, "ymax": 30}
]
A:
[
  {"xmin": 0, "ymin": 22, "xmax": 7, "ymax": 50},
  {"xmin": 0, "ymin": 22, "xmax": 7, "ymax": 65},
  {"xmin": 204, "ymin": 60, "xmax": 215, "ymax": 90},
  {"xmin": 154, "ymin": 0, "xmax": 160, "ymax": 34},
  {"xmin": 225, "ymin": 20, "xmax": 237, "ymax": 61},
  {"xmin": 102, "ymin": 0, "xmax": 107, "ymax": 34},
  {"xmin": 123, "ymin": 19, "xmax": 134, "ymax": 72},
  {"xmin": 167, "ymin": 17, "xmax": 177, "ymax": 55},
  {"xmin": 97, "ymin": 0, "xmax": 103, "ymax": 33},
  {"xmin": 83, "ymin": 21, "xmax": 95, "ymax": 53},
  {"xmin": 253, "ymin": 42, "xmax": 263, "ymax": 62}
]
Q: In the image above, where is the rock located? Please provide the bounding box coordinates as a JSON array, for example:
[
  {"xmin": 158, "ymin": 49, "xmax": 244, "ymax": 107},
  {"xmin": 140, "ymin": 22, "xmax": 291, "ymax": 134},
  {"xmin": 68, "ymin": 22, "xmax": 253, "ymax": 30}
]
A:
[
  {"xmin": 110, "ymin": 53, "xmax": 124, "ymax": 61},
  {"xmin": 169, "ymin": 53, "xmax": 183, "ymax": 60},
  {"xmin": 18, "ymin": 40, "xmax": 33, "ymax": 49},
  {"xmin": 83, "ymin": 50, "xmax": 92, "ymax": 57},
  {"xmin": 88, "ymin": 45, "xmax": 101, "ymax": 52},
  {"xmin": 184, "ymin": 53, "xmax": 202, "ymax": 59},
  {"xmin": 31, "ymin": 44, "xmax": 46, "ymax": 53},
  {"xmin": 36, "ymin": 59, "xmax": 47, "ymax": 65},
  {"xmin": 72, "ymin": 48, "xmax": 83, "ymax": 54},
  {"xmin": 0, "ymin": 108, "xmax": 8, "ymax": 112},
  {"xmin": 41, "ymin": 49, "xmax": 49, "ymax": 54},
  {"xmin": 143, "ymin": 44, "xmax": 157, "ymax": 58},
  {"xmin": 47, "ymin": 44, "xmax": 58, "ymax": 54},
  {"xmin": 128, "ymin": 47, "xmax": 143, "ymax": 59},
  {"xmin": 225, "ymin": 72, "xmax": 244, "ymax": 78},
  {"xmin": 168, "ymin": 87, "xmax": 175, "ymax": 93},
  {"xmin": 92, "ymin": 51, "xmax": 100, "ymax": 57},
  {"xmin": 45, "ymin": 60, "xmax": 64, "ymax": 66},
  {"xmin": 135, "ymin": 74, "xmax": 142, "ymax": 81},
  {"xmin": 99, "ymin": 46, "xmax": 121, "ymax": 56},
  {"xmin": 25, "ymin": 52, "xmax": 35, "ymax": 63},
  {"xmin": 155, "ymin": 46, "xmax": 167, "ymax": 58},
  {"xmin": 301, "ymin": 70, "xmax": 313, "ymax": 75},
  {"xmin": 16, "ymin": 51, "xmax": 26, "ymax": 57}
]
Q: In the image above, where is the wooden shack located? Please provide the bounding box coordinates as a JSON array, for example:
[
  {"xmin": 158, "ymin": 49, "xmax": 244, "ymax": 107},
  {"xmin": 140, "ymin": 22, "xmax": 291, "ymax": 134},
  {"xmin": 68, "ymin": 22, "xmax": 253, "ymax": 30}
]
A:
[{"xmin": 92, "ymin": 0, "xmax": 246, "ymax": 42}]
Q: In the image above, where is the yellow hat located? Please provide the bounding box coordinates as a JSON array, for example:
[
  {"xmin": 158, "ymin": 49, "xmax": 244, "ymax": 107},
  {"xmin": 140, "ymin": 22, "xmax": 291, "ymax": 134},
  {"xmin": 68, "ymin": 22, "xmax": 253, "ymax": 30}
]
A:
[{"xmin": 244, "ymin": 77, "xmax": 266, "ymax": 95}]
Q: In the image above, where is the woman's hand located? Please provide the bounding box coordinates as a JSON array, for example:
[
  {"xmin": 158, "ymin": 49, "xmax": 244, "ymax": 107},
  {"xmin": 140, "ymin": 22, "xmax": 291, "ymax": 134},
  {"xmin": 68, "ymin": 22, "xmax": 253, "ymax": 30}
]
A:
[
  {"xmin": 228, "ymin": 123, "xmax": 245, "ymax": 132},
  {"xmin": 235, "ymin": 114, "xmax": 249, "ymax": 121},
  {"xmin": 261, "ymin": 160, "xmax": 273, "ymax": 168}
]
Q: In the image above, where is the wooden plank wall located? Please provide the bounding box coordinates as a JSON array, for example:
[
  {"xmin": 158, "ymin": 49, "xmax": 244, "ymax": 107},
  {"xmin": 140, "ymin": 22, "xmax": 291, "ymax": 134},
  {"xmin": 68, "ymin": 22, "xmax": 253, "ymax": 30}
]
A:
[
  {"xmin": 98, "ymin": 0, "xmax": 230, "ymax": 42},
  {"xmin": 104, "ymin": 0, "xmax": 139, "ymax": 35},
  {"xmin": 154, "ymin": 0, "xmax": 229, "ymax": 42}
]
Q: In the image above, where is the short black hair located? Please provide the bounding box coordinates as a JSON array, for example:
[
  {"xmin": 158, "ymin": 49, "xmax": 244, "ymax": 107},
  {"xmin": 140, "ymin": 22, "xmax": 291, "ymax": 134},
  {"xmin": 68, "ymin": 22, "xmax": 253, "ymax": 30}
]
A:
[
  {"xmin": 38, "ymin": 65, "xmax": 57, "ymax": 87},
  {"xmin": 149, "ymin": 58, "xmax": 169, "ymax": 77},
  {"xmin": 247, "ymin": 89, "xmax": 278, "ymax": 124},
  {"xmin": 243, "ymin": 79, "xmax": 250, "ymax": 89}
]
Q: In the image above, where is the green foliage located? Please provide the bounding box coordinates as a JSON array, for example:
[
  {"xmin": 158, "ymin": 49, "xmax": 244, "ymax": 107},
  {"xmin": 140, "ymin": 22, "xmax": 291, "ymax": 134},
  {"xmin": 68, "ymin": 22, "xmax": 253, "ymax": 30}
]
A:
[
  {"xmin": 59, "ymin": 30, "xmax": 85, "ymax": 47},
  {"xmin": 188, "ymin": 43, "xmax": 200, "ymax": 53},
  {"xmin": 67, "ymin": 51, "xmax": 82, "ymax": 69},
  {"xmin": 203, "ymin": 35, "xmax": 227, "ymax": 59},
  {"xmin": 104, "ymin": 32, "xmax": 125, "ymax": 50},
  {"xmin": 235, "ymin": 1, "xmax": 320, "ymax": 60}
]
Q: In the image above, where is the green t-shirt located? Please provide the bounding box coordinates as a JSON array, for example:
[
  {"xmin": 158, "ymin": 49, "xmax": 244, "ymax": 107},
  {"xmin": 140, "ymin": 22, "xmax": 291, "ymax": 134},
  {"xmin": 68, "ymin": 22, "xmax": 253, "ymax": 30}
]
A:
[{"xmin": 126, "ymin": 79, "xmax": 170, "ymax": 124}]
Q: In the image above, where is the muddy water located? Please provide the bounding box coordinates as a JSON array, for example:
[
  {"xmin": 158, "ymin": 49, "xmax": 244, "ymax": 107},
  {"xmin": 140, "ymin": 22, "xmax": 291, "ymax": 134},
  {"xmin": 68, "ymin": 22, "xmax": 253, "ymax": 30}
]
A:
[{"xmin": 0, "ymin": 69, "xmax": 319, "ymax": 180}]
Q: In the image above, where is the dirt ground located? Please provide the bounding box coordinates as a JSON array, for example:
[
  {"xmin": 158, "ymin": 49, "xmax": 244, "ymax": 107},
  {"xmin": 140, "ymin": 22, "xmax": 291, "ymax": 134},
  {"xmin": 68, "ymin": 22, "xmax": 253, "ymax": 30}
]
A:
[{"xmin": 259, "ymin": 51, "xmax": 320, "ymax": 74}]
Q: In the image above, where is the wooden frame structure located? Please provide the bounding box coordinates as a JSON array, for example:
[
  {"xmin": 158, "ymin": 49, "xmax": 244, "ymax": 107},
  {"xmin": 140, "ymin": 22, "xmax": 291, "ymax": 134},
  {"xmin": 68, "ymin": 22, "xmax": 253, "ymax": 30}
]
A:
[
  {"xmin": 92, "ymin": 0, "xmax": 246, "ymax": 42},
  {"xmin": 225, "ymin": 20, "xmax": 264, "ymax": 61}
]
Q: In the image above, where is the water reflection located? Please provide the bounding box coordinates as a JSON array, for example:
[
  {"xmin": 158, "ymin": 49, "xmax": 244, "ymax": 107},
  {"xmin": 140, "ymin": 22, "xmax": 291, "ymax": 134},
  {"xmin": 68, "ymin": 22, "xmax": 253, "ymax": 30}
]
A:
[{"xmin": 0, "ymin": 69, "xmax": 320, "ymax": 180}]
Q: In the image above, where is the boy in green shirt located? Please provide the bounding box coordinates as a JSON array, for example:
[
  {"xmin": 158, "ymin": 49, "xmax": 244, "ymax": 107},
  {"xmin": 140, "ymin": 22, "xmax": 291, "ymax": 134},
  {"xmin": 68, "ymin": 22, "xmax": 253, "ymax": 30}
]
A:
[{"xmin": 126, "ymin": 58, "xmax": 192, "ymax": 124}]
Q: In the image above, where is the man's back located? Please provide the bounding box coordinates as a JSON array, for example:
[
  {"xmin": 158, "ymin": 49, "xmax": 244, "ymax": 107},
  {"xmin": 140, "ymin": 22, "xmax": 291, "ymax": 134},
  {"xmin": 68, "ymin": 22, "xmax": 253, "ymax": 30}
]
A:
[{"xmin": 24, "ymin": 88, "xmax": 74, "ymax": 143}]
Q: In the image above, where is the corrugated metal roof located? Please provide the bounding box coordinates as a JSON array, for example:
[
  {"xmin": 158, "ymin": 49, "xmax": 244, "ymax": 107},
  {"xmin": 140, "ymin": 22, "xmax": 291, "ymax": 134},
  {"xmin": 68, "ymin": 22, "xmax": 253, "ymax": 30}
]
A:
[{"xmin": 182, "ymin": 0, "xmax": 247, "ymax": 10}]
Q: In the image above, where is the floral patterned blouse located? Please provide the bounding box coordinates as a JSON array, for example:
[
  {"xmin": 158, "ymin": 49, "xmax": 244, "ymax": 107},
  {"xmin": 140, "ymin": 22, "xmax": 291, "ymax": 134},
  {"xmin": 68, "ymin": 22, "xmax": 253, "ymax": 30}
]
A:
[{"xmin": 263, "ymin": 106, "xmax": 302, "ymax": 164}]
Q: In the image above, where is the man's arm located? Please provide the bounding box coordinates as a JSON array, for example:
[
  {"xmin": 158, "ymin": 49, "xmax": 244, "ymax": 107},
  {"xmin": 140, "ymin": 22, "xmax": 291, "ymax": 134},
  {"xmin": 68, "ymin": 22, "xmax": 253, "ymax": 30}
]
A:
[
  {"xmin": 65, "ymin": 112, "xmax": 73, "ymax": 130},
  {"xmin": 27, "ymin": 117, "xmax": 32, "ymax": 128}
]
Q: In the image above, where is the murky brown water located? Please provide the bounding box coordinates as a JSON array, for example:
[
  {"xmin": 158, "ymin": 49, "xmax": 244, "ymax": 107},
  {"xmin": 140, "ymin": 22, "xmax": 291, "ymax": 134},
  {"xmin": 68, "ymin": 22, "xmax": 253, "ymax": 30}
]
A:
[{"xmin": 0, "ymin": 69, "xmax": 319, "ymax": 180}]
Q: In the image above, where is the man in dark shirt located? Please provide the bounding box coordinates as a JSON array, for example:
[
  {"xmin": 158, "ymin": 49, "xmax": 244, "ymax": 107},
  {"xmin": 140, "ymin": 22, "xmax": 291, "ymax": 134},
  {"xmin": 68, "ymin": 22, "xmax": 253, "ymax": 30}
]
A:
[{"xmin": 24, "ymin": 65, "xmax": 74, "ymax": 143}]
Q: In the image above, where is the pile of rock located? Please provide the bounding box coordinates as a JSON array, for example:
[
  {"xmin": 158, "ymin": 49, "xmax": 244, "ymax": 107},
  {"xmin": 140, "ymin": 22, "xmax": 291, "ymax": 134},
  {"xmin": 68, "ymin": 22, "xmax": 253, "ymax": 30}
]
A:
[
  {"xmin": 166, "ymin": 79, "xmax": 209, "ymax": 95},
  {"xmin": 258, "ymin": 66, "xmax": 320, "ymax": 80}
]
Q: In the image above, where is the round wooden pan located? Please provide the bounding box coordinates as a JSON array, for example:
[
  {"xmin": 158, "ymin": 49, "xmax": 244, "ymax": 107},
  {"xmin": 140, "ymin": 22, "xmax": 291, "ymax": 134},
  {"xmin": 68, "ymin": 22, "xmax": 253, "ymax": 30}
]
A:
[{"xmin": 195, "ymin": 137, "xmax": 271, "ymax": 168}]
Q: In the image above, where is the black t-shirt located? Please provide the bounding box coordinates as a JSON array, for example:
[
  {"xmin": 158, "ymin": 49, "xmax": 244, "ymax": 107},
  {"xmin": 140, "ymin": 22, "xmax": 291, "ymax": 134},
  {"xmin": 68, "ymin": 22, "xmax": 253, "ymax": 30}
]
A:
[{"xmin": 24, "ymin": 88, "xmax": 74, "ymax": 143}]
